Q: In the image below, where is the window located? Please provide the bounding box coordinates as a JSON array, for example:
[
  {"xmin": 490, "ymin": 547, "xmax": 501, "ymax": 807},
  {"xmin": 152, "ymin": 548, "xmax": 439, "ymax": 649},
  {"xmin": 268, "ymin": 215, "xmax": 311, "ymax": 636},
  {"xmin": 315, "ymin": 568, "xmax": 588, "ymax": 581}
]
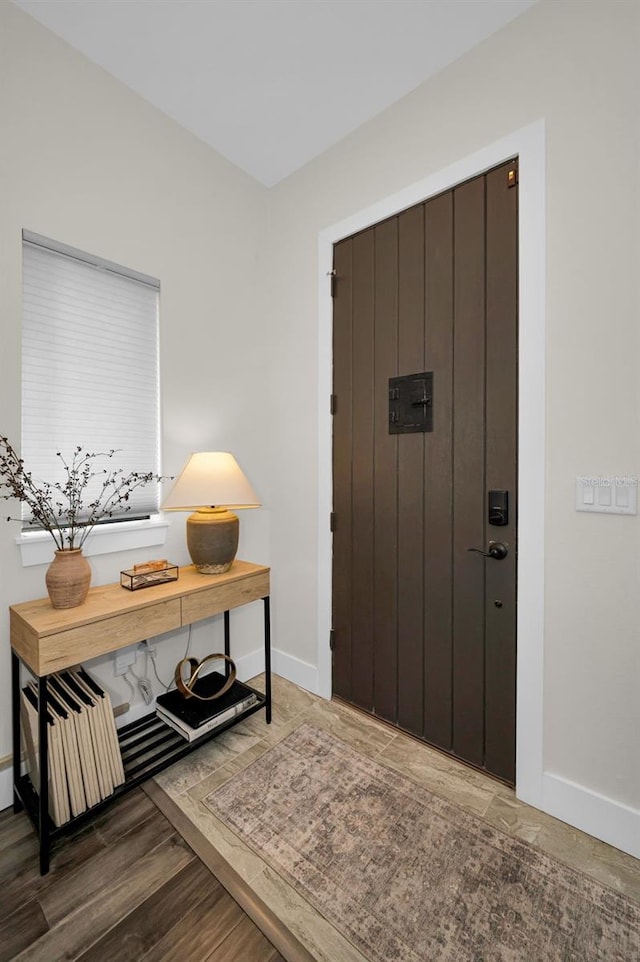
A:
[{"xmin": 20, "ymin": 231, "xmax": 165, "ymax": 561}]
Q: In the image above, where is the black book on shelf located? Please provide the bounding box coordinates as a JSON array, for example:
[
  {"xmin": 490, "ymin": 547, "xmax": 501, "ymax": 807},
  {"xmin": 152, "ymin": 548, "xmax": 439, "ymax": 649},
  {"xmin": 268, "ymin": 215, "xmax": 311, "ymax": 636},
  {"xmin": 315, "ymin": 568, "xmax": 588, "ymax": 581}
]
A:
[{"xmin": 156, "ymin": 671, "xmax": 259, "ymax": 729}]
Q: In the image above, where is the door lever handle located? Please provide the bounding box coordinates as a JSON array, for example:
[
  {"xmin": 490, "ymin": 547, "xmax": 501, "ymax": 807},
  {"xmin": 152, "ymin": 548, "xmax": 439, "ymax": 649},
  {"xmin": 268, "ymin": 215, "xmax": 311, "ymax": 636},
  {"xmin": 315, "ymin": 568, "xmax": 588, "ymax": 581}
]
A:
[{"xmin": 467, "ymin": 542, "xmax": 508, "ymax": 561}]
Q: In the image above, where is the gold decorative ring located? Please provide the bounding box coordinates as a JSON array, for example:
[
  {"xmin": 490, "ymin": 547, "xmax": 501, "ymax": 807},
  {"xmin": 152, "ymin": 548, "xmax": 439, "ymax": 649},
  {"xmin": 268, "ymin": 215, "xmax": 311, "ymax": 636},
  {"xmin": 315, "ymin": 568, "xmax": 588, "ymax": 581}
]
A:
[{"xmin": 174, "ymin": 653, "xmax": 237, "ymax": 700}]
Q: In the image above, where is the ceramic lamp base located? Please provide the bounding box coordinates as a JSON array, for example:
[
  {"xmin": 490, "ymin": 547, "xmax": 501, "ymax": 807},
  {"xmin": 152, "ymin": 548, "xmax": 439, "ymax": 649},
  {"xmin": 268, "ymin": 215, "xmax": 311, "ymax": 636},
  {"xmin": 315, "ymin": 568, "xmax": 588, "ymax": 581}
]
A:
[{"xmin": 186, "ymin": 507, "xmax": 239, "ymax": 574}]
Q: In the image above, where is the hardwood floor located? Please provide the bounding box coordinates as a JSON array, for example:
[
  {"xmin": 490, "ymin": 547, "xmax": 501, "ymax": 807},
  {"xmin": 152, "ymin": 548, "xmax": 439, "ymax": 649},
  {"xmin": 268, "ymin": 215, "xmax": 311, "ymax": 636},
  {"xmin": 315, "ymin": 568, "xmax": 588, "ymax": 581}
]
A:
[{"xmin": 0, "ymin": 789, "xmax": 286, "ymax": 962}]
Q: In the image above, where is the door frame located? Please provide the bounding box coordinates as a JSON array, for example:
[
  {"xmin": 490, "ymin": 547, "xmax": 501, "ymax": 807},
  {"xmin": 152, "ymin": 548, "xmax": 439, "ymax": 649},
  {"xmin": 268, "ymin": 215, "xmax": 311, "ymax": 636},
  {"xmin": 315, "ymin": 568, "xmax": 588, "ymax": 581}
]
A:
[{"xmin": 316, "ymin": 120, "xmax": 546, "ymax": 809}]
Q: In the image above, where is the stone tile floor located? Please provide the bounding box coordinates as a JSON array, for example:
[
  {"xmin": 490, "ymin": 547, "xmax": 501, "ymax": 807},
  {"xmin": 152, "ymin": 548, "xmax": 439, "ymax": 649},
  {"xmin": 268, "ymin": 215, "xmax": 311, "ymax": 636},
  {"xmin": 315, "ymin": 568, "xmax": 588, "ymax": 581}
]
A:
[{"xmin": 154, "ymin": 674, "xmax": 640, "ymax": 962}]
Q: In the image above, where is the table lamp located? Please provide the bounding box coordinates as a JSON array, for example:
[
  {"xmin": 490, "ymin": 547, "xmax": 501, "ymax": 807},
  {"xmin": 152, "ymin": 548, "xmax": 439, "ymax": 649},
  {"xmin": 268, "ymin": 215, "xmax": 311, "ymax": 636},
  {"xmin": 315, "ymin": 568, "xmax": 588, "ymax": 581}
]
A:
[{"xmin": 162, "ymin": 452, "xmax": 260, "ymax": 573}]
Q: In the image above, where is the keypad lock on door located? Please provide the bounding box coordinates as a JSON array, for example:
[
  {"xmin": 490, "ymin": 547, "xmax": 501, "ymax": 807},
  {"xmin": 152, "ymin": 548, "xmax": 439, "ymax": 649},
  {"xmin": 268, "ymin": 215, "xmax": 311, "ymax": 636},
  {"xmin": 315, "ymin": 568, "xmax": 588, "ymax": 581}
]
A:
[{"xmin": 488, "ymin": 490, "xmax": 509, "ymax": 526}]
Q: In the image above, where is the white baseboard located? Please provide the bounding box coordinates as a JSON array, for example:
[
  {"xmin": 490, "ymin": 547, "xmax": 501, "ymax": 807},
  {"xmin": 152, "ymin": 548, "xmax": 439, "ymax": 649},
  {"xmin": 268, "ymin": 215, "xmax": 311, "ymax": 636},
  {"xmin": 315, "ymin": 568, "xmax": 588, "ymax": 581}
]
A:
[
  {"xmin": 271, "ymin": 648, "xmax": 319, "ymax": 695},
  {"xmin": 236, "ymin": 647, "xmax": 270, "ymax": 685},
  {"xmin": 0, "ymin": 766, "xmax": 13, "ymax": 813},
  {"xmin": 543, "ymin": 771, "xmax": 640, "ymax": 859},
  {"xmin": 227, "ymin": 644, "xmax": 319, "ymax": 694}
]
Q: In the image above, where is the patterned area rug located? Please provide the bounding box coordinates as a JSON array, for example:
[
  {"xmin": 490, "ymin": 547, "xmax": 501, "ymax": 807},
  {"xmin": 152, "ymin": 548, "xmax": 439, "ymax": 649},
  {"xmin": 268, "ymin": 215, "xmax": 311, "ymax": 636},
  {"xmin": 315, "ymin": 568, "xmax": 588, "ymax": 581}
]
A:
[{"xmin": 205, "ymin": 724, "xmax": 639, "ymax": 962}]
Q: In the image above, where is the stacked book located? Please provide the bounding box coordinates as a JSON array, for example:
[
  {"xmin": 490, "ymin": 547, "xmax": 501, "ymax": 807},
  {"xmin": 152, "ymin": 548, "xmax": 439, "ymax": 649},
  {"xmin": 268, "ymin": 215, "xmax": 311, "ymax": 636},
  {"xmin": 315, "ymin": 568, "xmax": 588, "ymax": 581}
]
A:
[
  {"xmin": 21, "ymin": 668, "xmax": 125, "ymax": 827},
  {"xmin": 155, "ymin": 671, "xmax": 259, "ymax": 742}
]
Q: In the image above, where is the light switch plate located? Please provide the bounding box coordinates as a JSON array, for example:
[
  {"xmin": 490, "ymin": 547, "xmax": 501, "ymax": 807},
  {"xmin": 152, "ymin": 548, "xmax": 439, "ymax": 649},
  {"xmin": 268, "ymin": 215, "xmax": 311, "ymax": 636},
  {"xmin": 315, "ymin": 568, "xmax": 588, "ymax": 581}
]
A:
[{"xmin": 576, "ymin": 476, "xmax": 637, "ymax": 515}]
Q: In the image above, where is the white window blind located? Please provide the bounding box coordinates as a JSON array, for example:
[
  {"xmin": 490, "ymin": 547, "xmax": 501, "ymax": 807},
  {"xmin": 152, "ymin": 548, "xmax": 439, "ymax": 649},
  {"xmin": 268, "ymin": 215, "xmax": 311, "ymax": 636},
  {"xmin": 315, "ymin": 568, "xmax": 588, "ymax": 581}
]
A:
[{"xmin": 21, "ymin": 232, "xmax": 161, "ymax": 526}]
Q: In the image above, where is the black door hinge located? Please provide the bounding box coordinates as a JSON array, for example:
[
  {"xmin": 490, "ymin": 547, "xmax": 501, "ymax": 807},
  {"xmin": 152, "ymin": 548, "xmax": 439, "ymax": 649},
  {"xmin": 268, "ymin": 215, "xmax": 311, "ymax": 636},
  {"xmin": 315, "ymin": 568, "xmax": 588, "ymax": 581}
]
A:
[
  {"xmin": 330, "ymin": 394, "xmax": 337, "ymax": 415},
  {"xmin": 330, "ymin": 512, "xmax": 336, "ymax": 532},
  {"xmin": 328, "ymin": 268, "xmax": 337, "ymax": 297},
  {"xmin": 329, "ymin": 630, "xmax": 335, "ymax": 650}
]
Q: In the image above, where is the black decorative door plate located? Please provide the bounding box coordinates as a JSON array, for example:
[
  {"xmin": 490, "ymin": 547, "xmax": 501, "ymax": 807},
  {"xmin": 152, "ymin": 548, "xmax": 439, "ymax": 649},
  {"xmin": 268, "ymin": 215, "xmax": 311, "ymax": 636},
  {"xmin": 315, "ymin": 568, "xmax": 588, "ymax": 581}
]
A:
[{"xmin": 389, "ymin": 372, "xmax": 433, "ymax": 434}]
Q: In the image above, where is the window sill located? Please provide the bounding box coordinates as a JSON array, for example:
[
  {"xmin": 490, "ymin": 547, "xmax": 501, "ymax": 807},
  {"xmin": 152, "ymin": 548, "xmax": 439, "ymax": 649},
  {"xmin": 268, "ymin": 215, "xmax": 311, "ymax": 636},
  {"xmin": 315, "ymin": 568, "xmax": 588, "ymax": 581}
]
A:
[{"xmin": 17, "ymin": 517, "xmax": 170, "ymax": 568}]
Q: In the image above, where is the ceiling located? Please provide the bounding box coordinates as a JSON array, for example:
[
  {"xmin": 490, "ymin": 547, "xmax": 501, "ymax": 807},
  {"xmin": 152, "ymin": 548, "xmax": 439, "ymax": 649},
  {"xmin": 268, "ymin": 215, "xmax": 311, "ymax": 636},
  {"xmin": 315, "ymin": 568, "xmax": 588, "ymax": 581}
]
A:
[{"xmin": 13, "ymin": 0, "xmax": 536, "ymax": 187}]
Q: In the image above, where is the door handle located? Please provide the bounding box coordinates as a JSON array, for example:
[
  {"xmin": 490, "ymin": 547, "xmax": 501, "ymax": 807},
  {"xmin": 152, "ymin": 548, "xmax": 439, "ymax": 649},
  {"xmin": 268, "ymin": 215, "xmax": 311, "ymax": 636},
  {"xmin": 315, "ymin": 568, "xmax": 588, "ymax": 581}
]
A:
[{"xmin": 467, "ymin": 542, "xmax": 508, "ymax": 560}]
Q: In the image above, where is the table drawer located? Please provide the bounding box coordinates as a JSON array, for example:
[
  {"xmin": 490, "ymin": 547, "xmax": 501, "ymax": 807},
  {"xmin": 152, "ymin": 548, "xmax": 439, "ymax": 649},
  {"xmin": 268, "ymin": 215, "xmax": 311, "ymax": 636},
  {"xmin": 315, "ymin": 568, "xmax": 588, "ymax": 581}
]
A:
[
  {"xmin": 182, "ymin": 571, "xmax": 269, "ymax": 625},
  {"xmin": 34, "ymin": 598, "xmax": 182, "ymax": 675}
]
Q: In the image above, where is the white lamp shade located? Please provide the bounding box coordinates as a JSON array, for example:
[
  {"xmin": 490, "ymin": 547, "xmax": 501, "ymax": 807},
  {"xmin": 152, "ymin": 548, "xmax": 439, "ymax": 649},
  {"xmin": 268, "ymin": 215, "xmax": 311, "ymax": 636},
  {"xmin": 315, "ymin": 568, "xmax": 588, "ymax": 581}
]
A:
[{"xmin": 162, "ymin": 452, "xmax": 260, "ymax": 510}]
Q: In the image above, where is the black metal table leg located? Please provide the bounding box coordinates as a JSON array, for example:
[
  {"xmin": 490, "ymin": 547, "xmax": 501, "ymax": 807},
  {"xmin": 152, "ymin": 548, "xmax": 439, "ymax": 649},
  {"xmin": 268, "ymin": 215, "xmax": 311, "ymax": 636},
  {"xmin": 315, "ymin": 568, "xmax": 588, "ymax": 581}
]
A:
[
  {"xmin": 11, "ymin": 651, "xmax": 23, "ymax": 814},
  {"xmin": 263, "ymin": 596, "xmax": 271, "ymax": 724},
  {"xmin": 223, "ymin": 610, "xmax": 230, "ymax": 678},
  {"xmin": 37, "ymin": 675, "xmax": 50, "ymax": 875}
]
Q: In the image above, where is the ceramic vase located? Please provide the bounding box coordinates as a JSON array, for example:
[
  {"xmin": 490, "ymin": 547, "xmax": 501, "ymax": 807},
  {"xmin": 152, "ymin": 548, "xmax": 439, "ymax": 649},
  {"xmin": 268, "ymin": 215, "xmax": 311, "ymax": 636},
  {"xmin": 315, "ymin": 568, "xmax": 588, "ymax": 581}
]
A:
[{"xmin": 45, "ymin": 548, "xmax": 92, "ymax": 609}]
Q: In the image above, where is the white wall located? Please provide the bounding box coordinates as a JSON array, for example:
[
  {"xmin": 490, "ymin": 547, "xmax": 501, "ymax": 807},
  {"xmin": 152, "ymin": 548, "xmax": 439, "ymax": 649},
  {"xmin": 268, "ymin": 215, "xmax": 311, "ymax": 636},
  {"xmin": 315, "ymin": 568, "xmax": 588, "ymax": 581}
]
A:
[
  {"xmin": 1, "ymin": 0, "xmax": 638, "ymax": 858},
  {"xmin": 265, "ymin": 0, "xmax": 640, "ymax": 853},
  {"xmin": 0, "ymin": 1, "xmax": 271, "ymax": 804}
]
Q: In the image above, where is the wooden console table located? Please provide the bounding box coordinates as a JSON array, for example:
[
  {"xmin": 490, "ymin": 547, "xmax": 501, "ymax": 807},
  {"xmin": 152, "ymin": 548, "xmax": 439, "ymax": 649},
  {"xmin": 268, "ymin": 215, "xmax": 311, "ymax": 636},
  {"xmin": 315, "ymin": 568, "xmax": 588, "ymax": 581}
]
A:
[{"xmin": 10, "ymin": 560, "xmax": 271, "ymax": 874}]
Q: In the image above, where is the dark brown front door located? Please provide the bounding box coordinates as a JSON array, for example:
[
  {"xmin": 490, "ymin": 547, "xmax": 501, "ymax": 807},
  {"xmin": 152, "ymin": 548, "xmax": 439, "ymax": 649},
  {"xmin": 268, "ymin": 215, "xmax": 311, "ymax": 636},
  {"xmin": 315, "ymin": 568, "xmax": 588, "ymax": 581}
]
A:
[{"xmin": 331, "ymin": 160, "xmax": 518, "ymax": 784}]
